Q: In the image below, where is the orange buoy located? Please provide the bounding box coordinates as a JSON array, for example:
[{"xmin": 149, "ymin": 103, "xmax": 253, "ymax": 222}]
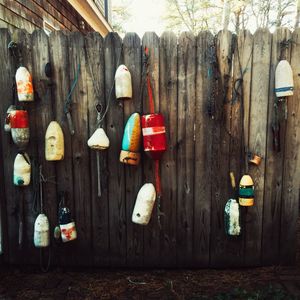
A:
[{"xmin": 16, "ymin": 66, "xmax": 34, "ymax": 102}]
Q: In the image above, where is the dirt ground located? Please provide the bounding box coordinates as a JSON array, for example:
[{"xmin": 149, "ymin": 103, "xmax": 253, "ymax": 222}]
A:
[{"xmin": 0, "ymin": 219, "xmax": 299, "ymax": 300}]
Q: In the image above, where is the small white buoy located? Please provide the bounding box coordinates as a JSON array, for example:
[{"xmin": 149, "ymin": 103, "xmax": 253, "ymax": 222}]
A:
[
  {"xmin": 224, "ymin": 199, "xmax": 241, "ymax": 236},
  {"xmin": 87, "ymin": 128, "xmax": 110, "ymax": 150},
  {"xmin": 34, "ymin": 213, "xmax": 50, "ymax": 248},
  {"xmin": 16, "ymin": 66, "xmax": 34, "ymax": 102},
  {"xmin": 45, "ymin": 121, "xmax": 64, "ymax": 161},
  {"xmin": 275, "ymin": 60, "xmax": 294, "ymax": 97},
  {"xmin": 115, "ymin": 64, "xmax": 132, "ymax": 100},
  {"xmin": 60, "ymin": 222, "xmax": 77, "ymax": 243},
  {"xmin": 132, "ymin": 183, "xmax": 156, "ymax": 225},
  {"xmin": 13, "ymin": 153, "xmax": 31, "ymax": 186}
]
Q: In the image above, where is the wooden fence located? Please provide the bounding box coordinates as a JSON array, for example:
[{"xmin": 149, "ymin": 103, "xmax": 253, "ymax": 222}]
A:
[{"xmin": 0, "ymin": 27, "xmax": 299, "ymax": 268}]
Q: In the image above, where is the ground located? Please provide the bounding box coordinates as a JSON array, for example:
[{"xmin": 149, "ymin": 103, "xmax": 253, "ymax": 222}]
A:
[{"xmin": 0, "ymin": 219, "xmax": 299, "ymax": 299}]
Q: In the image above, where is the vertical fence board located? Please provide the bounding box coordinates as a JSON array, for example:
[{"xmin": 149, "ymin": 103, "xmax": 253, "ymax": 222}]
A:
[
  {"xmin": 159, "ymin": 31, "xmax": 178, "ymax": 266},
  {"xmin": 245, "ymin": 29, "xmax": 272, "ymax": 266},
  {"xmin": 176, "ymin": 32, "xmax": 196, "ymax": 267},
  {"xmin": 210, "ymin": 30, "xmax": 233, "ymax": 267},
  {"xmin": 262, "ymin": 28, "xmax": 291, "ymax": 265},
  {"xmin": 123, "ymin": 32, "xmax": 144, "ymax": 267},
  {"xmin": 142, "ymin": 32, "xmax": 161, "ymax": 267},
  {"xmin": 85, "ymin": 32, "xmax": 110, "ymax": 267},
  {"xmin": 104, "ymin": 32, "xmax": 127, "ymax": 267},
  {"xmin": 280, "ymin": 28, "xmax": 300, "ymax": 264}
]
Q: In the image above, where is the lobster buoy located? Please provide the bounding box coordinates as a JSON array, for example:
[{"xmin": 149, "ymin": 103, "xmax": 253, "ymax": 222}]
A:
[
  {"xmin": 120, "ymin": 113, "xmax": 141, "ymax": 165},
  {"xmin": 34, "ymin": 213, "xmax": 50, "ymax": 248},
  {"xmin": 239, "ymin": 175, "xmax": 254, "ymax": 206},
  {"xmin": 10, "ymin": 109, "xmax": 30, "ymax": 149},
  {"xmin": 132, "ymin": 183, "xmax": 156, "ymax": 225},
  {"xmin": 16, "ymin": 66, "xmax": 34, "ymax": 102},
  {"xmin": 224, "ymin": 199, "xmax": 241, "ymax": 236},
  {"xmin": 115, "ymin": 64, "xmax": 132, "ymax": 100},
  {"xmin": 45, "ymin": 121, "xmax": 64, "ymax": 161},
  {"xmin": 14, "ymin": 153, "xmax": 31, "ymax": 186},
  {"xmin": 59, "ymin": 207, "xmax": 77, "ymax": 242},
  {"xmin": 87, "ymin": 128, "xmax": 109, "ymax": 150},
  {"xmin": 141, "ymin": 113, "xmax": 167, "ymax": 160},
  {"xmin": 275, "ymin": 60, "xmax": 294, "ymax": 97},
  {"xmin": 4, "ymin": 105, "xmax": 16, "ymax": 132}
]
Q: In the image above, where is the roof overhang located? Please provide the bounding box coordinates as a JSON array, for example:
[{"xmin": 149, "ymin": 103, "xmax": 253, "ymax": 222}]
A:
[{"xmin": 67, "ymin": 0, "xmax": 113, "ymax": 36}]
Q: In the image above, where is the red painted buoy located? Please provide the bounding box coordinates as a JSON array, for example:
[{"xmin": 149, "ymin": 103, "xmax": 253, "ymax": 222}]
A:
[{"xmin": 10, "ymin": 109, "xmax": 30, "ymax": 149}]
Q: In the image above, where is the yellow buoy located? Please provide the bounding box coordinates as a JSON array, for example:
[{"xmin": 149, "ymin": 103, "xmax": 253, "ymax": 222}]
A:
[
  {"xmin": 45, "ymin": 121, "xmax": 64, "ymax": 161},
  {"xmin": 239, "ymin": 175, "xmax": 254, "ymax": 206}
]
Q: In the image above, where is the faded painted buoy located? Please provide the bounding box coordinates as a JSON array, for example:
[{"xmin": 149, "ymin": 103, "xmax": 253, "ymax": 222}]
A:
[
  {"xmin": 224, "ymin": 199, "xmax": 241, "ymax": 236},
  {"xmin": 4, "ymin": 105, "xmax": 16, "ymax": 132},
  {"xmin": 275, "ymin": 60, "xmax": 294, "ymax": 97},
  {"xmin": 115, "ymin": 64, "xmax": 132, "ymax": 100},
  {"xmin": 239, "ymin": 175, "xmax": 254, "ymax": 206},
  {"xmin": 59, "ymin": 207, "xmax": 77, "ymax": 242},
  {"xmin": 120, "ymin": 113, "xmax": 141, "ymax": 165},
  {"xmin": 16, "ymin": 66, "xmax": 34, "ymax": 101},
  {"xmin": 34, "ymin": 213, "xmax": 50, "ymax": 248},
  {"xmin": 132, "ymin": 183, "xmax": 156, "ymax": 225},
  {"xmin": 14, "ymin": 153, "xmax": 31, "ymax": 186},
  {"xmin": 10, "ymin": 109, "xmax": 30, "ymax": 149},
  {"xmin": 87, "ymin": 128, "xmax": 110, "ymax": 150},
  {"xmin": 45, "ymin": 121, "xmax": 64, "ymax": 161}
]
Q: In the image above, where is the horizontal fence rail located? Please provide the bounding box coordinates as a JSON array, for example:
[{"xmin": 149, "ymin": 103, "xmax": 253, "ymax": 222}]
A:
[{"xmin": 0, "ymin": 28, "xmax": 299, "ymax": 268}]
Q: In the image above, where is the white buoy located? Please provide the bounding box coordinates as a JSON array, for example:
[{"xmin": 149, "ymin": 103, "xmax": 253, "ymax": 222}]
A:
[
  {"xmin": 87, "ymin": 128, "xmax": 110, "ymax": 150},
  {"xmin": 13, "ymin": 153, "xmax": 31, "ymax": 186},
  {"xmin": 60, "ymin": 222, "xmax": 77, "ymax": 243},
  {"xmin": 132, "ymin": 183, "xmax": 156, "ymax": 225},
  {"xmin": 45, "ymin": 121, "xmax": 64, "ymax": 161},
  {"xmin": 34, "ymin": 213, "xmax": 50, "ymax": 248},
  {"xmin": 115, "ymin": 65, "xmax": 132, "ymax": 100},
  {"xmin": 16, "ymin": 66, "xmax": 34, "ymax": 102},
  {"xmin": 275, "ymin": 60, "xmax": 294, "ymax": 97},
  {"xmin": 224, "ymin": 199, "xmax": 241, "ymax": 236}
]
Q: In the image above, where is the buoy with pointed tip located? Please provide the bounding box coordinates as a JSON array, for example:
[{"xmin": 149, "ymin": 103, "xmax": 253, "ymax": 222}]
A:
[
  {"xmin": 239, "ymin": 175, "xmax": 254, "ymax": 206},
  {"xmin": 34, "ymin": 213, "xmax": 50, "ymax": 248},
  {"xmin": 224, "ymin": 199, "xmax": 241, "ymax": 236},
  {"xmin": 4, "ymin": 105, "xmax": 16, "ymax": 132},
  {"xmin": 45, "ymin": 121, "xmax": 64, "ymax": 161},
  {"xmin": 132, "ymin": 183, "xmax": 156, "ymax": 225},
  {"xmin": 120, "ymin": 113, "xmax": 141, "ymax": 165},
  {"xmin": 275, "ymin": 60, "xmax": 294, "ymax": 97},
  {"xmin": 115, "ymin": 64, "xmax": 132, "ymax": 100},
  {"xmin": 14, "ymin": 153, "xmax": 31, "ymax": 186},
  {"xmin": 10, "ymin": 109, "xmax": 30, "ymax": 149},
  {"xmin": 16, "ymin": 66, "xmax": 34, "ymax": 101},
  {"xmin": 87, "ymin": 128, "xmax": 110, "ymax": 150}
]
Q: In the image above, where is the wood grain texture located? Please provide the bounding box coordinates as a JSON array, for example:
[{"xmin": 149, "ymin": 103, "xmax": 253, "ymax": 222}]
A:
[
  {"xmin": 177, "ymin": 31, "xmax": 196, "ymax": 267},
  {"xmin": 123, "ymin": 32, "xmax": 144, "ymax": 267},
  {"xmin": 245, "ymin": 28, "xmax": 272, "ymax": 266},
  {"xmin": 280, "ymin": 28, "xmax": 300, "ymax": 265},
  {"xmin": 262, "ymin": 28, "xmax": 291, "ymax": 265},
  {"xmin": 104, "ymin": 32, "xmax": 127, "ymax": 267},
  {"xmin": 159, "ymin": 31, "xmax": 177, "ymax": 267}
]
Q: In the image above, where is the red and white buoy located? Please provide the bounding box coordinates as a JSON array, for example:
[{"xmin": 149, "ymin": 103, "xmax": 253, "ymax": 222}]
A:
[{"xmin": 10, "ymin": 109, "xmax": 30, "ymax": 149}]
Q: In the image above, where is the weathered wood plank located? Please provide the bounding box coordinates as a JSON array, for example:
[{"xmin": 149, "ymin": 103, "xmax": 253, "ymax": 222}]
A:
[
  {"xmin": 262, "ymin": 27, "xmax": 291, "ymax": 265},
  {"xmin": 159, "ymin": 31, "xmax": 177, "ymax": 267},
  {"xmin": 245, "ymin": 28, "xmax": 272, "ymax": 266},
  {"xmin": 104, "ymin": 32, "xmax": 127, "ymax": 267},
  {"xmin": 142, "ymin": 32, "xmax": 161, "ymax": 267},
  {"xmin": 123, "ymin": 32, "xmax": 144, "ymax": 267},
  {"xmin": 210, "ymin": 30, "xmax": 233, "ymax": 267},
  {"xmin": 85, "ymin": 32, "xmax": 110, "ymax": 267},
  {"xmin": 193, "ymin": 31, "xmax": 215, "ymax": 267},
  {"xmin": 68, "ymin": 31, "xmax": 92, "ymax": 266},
  {"xmin": 280, "ymin": 28, "xmax": 300, "ymax": 265},
  {"xmin": 177, "ymin": 31, "xmax": 196, "ymax": 267}
]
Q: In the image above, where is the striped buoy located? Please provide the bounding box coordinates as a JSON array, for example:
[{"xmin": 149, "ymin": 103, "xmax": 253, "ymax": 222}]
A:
[
  {"xmin": 132, "ymin": 183, "xmax": 156, "ymax": 225},
  {"xmin": 115, "ymin": 64, "xmax": 132, "ymax": 100},
  {"xmin": 34, "ymin": 213, "xmax": 50, "ymax": 248},
  {"xmin": 87, "ymin": 128, "xmax": 110, "ymax": 150},
  {"xmin": 16, "ymin": 66, "xmax": 34, "ymax": 102},
  {"xmin": 45, "ymin": 121, "xmax": 64, "ymax": 161},
  {"xmin": 224, "ymin": 199, "xmax": 241, "ymax": 236},
  {"xmin": 10, "ymin": 109, "xmax": 30, "ymax": 149},
  {"xmin": 120, "ymin": 113, "xmax": 141, "ymax": 165},
  {"xmin": 14, "ymin": 153, "xmax": 31, "ymax": 186},
  {"xmin": 239, "ymin": 175, "xmax": 254, "ymax": 206},
  {"xmin": 59, "ymin": 207, "xmax": 77, "ymax": 243},
  {"xmin": 275, "ymin": 60, "xmax": 294, "ymax": 97}
]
